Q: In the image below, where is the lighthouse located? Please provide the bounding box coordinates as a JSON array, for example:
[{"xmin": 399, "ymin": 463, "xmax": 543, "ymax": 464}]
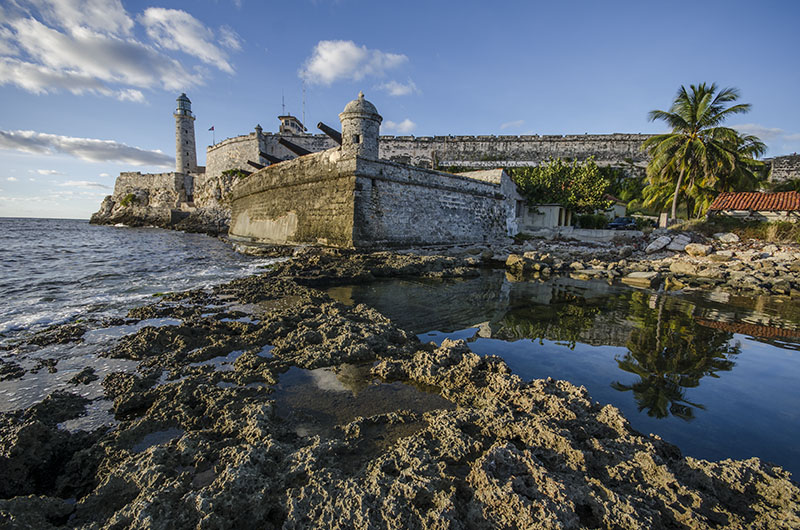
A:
[{"xmin": 174, "ymin": 93, "xmax": 197, "ymax": 174}]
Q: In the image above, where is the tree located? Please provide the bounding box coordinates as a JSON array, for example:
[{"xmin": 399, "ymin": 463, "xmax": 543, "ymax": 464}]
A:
[
  {"xmin": 642, "ymin": 83, "xmax": 763, "ymax": 220},
  {"xmin": 510, "ymin": 157, "xmax": 612, "ymax": 214}
]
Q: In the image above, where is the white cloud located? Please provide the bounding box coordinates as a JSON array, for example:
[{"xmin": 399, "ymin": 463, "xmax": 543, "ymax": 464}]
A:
[
  {"xmin": 731, "ymin": 123, "xmax": 784, "ymax": 141},
  {"xmin": 36, "ymin": 169, "xmax": 61, "ymax": 175},
  {"xmin": 0, "ymin": 129, "xmax": 174, "ymax": 166},
  {"xmin": 383, "ymin": 119, "xmax": 416, "ymax": 134},
  {"xmin": 377, "ymin": 79, "xmax": 418, "ymax": 96},
  {"xmin": 219, "ymin": 25, "xmax": 242, "ymax": 51},
  {"xmin": 500, "ymin": 119, "xmax": 525, "ymax": 130},
  {"xmin": 1, "ymin": 18, "xmax": 202, "ymax": 95},
  {"xmin": 140, "ymin": 8, "xmax": 234, "ymax": 74},
  {"xmin": 59, "ymin": 180, "xmax": 111, "ymax": 189},
  {"xmin": 300, "ymin": 40, "xmax": 407, "ymax": 85},
  {"xmin": 6, "ymin": 176, "xmax": 18, "ymax": 181},
  {"xmin": 99, "ymin": 172, "xmax": 110, "ymax": 177},
  {"xmin": 25, "ymin": 0, "xmax": 134, "ymax": 36},
  {"xmin": 0, "ymin": 3, "xmax": 240, "ymax": 101}
]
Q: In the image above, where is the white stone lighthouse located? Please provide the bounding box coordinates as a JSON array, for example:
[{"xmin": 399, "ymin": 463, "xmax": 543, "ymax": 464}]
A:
[
  {"xmin": 338, "ymin": 91, "xmax": 382, "ymax": 159},
  {"xmin": 174, "ymin": 93, "xmax": 197, "ymax": 174}
]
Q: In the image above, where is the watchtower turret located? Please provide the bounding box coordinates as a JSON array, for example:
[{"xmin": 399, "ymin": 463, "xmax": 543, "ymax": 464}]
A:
[
  {"xmin": 174, "ymin": 93, "xmax": 197, "ymax": 174},
  {"xmin": 338, "ymin": 91, "xmax": 382, "ymax": 159}
]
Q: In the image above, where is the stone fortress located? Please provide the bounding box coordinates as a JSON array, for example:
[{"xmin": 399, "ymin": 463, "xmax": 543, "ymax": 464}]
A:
[{"xmin": 91, "ymin": 93, "xmax": 800, "ymax": 239}]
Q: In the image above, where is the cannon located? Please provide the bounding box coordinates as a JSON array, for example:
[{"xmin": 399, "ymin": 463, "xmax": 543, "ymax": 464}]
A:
[
  {"xmin": 247, "ymin": 160, "xmax": 265, "ymax": 170},
  {"xmin": 259, "ymin": 151, "xmax": 284, "ymax": 165},
  {"xmin": 278, "ymin": 137, "xmax": 311, "ymax": 156},
  {"xmin": 317, "ymin": 122, "xmax": 342, "ymax": 145}
]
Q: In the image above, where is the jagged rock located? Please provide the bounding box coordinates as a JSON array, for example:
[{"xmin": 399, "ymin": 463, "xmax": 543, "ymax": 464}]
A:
[
  {"xmin": 569, "ymin": 261, "xmax": 585, "ymax": 270},
  {"xmin": 714, "ymin": 232, "xmax": 740, "ymax": 243},
  {"xmin": 645, "ymin": 235, "xmax": 671, "ymax": 253},
  {"xmin": 666, "ymin": 234, "xmax": 692, "ymax": 251},
  {"xmin": 685, "ymin": 243, "xmax": 712, "ymax": 257},
  {"xmin": 669, "ymin": 261, "xmax": 698, "ymax": 275}
]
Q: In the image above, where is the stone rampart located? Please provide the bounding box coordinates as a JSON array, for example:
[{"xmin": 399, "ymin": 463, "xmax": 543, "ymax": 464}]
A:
[
  {"xmin": 768, "ymin": 154, "xmax": 800, "ymax": 182},
  {"xmin": 113, "ymin": 171, "xmax": 187, "ymax": 207},
  {"xmin": 229, "ymin": 149, "xmax": 358, "ymax": 247},
  {"xmin": 206, "ymin": 132, "xmax": 652, "ymax": 183},
  {"xmin": 352, "ymin": 158, "xmax": 508, "ymax": 247}
]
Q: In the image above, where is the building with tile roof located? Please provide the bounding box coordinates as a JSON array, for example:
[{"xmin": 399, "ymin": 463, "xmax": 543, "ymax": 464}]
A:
[{"xmin": 707, "ymin": 191, "xmax": 800, "ymax": 222}]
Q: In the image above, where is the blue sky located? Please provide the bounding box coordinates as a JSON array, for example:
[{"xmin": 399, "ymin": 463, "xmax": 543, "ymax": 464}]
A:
[{"xmin": 1, "ymin": 0, "xmax": 798, "ymax": 218}]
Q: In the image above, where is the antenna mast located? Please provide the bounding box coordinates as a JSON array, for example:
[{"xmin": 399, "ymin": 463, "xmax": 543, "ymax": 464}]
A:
[
  {"xmin": 302, "ymin": 81, "xmax": 306, "ymax": 129},
  {"xmin": 281, "ymin": 90, "xmax": 285, "ymax": 115}
]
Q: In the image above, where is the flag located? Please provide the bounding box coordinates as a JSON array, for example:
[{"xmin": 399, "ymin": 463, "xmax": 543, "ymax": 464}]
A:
[{"xmin": 208, "ymin": 126, "xmax": 214, "ymax": 131}]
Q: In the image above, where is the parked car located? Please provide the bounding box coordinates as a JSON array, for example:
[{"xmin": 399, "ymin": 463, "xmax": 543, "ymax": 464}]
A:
[{"xmin": 608, "ymin": 216, "xmax": 637, "ymax": 230}]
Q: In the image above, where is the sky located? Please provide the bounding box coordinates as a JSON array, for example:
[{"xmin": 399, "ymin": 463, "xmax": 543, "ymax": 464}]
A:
[{"xmin": 1, "ymin": 0, "xmax": 798, "ymax": 219}]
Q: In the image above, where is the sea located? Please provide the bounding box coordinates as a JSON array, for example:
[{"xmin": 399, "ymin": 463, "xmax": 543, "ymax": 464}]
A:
[{"xmin": 0, "ymin": 218, "xmax": 273, "ymax": 339}]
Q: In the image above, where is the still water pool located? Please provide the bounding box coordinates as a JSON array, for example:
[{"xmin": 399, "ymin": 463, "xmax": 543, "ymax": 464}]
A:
[{"xmin": 328, "ymin": 271, "xmax": 800, "ymax": 477}]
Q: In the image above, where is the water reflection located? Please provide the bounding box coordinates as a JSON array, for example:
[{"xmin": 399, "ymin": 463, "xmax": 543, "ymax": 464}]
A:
[
  {"xmin": 327, "ymin": 272, "xmax": 800, "ymax": 474},
  {"xmin": 611, "ymin": 292, "xmax": 740, "ymax": 420}
]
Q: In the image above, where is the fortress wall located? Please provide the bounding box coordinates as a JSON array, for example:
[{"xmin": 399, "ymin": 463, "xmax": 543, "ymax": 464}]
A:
[
  {"xmin": 229, "ymin": 149, "xmax": 357, "ymax": 247},
  {"xmin": 378, "ymin": 134, "xmax": 652, "ymax": 169},
  {"xmin": 768, "ymin": 154, "xmax": 800, "ymax": 182},
  {"xmin": 113, "ymin": 171, "xmax": 186, "ymax": 207},
  {"xmin": 352, "ymin": 159, "xmax": 508, "ymax": 247},
  {"xmin": 207, "ymin": 132, "xmax": 652, "ymax": 180}
]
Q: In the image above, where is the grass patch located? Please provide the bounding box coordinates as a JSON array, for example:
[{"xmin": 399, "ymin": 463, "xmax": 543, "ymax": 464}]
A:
[{"xmin": 674, "ymin": 217, "xmax": 800, "ymax": 243}]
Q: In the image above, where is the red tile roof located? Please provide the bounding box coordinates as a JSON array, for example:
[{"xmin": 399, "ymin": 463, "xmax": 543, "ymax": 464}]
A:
[
  {"xmin": 696, "ymin": 318, "xmax": 800, "ymax": 340},
  {"xmin": 708, "ymin": 191, "xmax": 800, "ymax": 212}
]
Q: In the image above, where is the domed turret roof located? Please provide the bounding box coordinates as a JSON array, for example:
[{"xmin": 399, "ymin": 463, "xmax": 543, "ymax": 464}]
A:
[
  {"xmin": 340, "ymin": 91, "xmax": 380, "ymax": 119},
  {"xmin": 177, "ymin": 92, "xmax": 191, "ymax": 102}
]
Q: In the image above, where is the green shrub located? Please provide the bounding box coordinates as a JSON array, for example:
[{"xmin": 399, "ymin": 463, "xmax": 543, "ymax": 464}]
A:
[
  {"xmin": 575, "ymin": 213, "xmax": 609, "ymax": 229},
  {"xmin": 678, "ymin": 217, "xmax": 800, "ymax": 243},
  {"xmin": 119, "ymin": 193, "xmax": 137, "ymax": 207}
]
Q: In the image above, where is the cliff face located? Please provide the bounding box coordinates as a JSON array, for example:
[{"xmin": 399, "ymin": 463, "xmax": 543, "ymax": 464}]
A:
[{"xmin": 90, "ymin": 170, "xmax": 232, "ymax": 236}]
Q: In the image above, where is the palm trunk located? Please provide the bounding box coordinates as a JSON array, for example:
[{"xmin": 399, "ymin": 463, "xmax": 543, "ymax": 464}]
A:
[{"xmin": 670, "ymin": 167, "xmax": 685, "ymax": 221}]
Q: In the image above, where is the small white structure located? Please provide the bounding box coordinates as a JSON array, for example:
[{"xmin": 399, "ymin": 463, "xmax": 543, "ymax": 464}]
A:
[
  {"xmin": 517, "ymin": 203, "xmax": 573, "ymax": 229},
  {"xmin": 602, "ymin": 194, "xmax": 627, "ymax": 219}
]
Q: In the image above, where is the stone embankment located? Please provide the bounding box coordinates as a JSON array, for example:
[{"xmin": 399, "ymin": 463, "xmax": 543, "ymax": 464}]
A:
[
  {"xmin": 493, "ymin": 230, "xmax": 800, "ymax": 297},
  {"xmin": 1, "ymin": 251, "xmax": 798, "ymax": 528}
]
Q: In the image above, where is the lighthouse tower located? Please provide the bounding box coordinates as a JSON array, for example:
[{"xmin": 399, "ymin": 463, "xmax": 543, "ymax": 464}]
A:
[{"xmin": 174, "ymin": 93, "xmax": 197, "ymax": 174}]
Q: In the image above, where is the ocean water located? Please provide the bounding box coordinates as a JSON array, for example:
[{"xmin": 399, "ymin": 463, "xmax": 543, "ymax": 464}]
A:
[{"xmin": 0, "ymin": 218, "xmax": 273, "ymax": 338}]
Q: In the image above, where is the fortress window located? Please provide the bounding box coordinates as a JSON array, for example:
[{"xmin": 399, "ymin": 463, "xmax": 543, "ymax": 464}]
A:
[{"xmin": 353, "ymin": 134, "xmax": 361, "ymax": 144}]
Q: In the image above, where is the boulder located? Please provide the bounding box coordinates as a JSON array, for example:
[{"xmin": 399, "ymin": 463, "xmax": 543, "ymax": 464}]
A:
[
  {"xmin": 685, "ymin": 243, "xmax": 712, "ymax": 257},
  {"xmin": 569, "ymin": 261, "xmax": 585, "ymax": 270},
  {"xmin": 669, "ymin": 261, "xmax": 698, "ymax": 276},
  {"xmin": 667, "ymin": 234, "xmax": 692, "ymax": 252},
  {"xmin": 709, "ymin": 250, "xmax": 734, "ymax": 262},
  {"xmin": 645, "ymin": 236, "xmax": 671, "ymax": 254},
  {"xmin": 621, "ymin": 271, "xmax": 660, "ymax": 288},
  {"xmin": 714, "ymin": 232, "xmax": 739, "ymax": 243}
]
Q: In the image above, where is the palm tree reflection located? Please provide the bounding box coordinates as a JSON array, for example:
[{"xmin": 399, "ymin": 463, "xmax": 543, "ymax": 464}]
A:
[{"xmin": 612, "ymin": 292, "xmax": 741, "ymax": 420}]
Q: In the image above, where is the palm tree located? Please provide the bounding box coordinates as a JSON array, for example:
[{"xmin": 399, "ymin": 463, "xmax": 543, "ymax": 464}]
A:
[{"xmin": 642, "ymin": 83, "xmax": 758, "ymax": 220}]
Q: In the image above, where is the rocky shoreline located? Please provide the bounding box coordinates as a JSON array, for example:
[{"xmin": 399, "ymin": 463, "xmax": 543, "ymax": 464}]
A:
[
  {"xmin": 1, "ymin": 250, "xmax": 798, "ymax": 528},
  {"xmin": 90, "ymin": 197, "xmax": 230, "ymax": 236}
]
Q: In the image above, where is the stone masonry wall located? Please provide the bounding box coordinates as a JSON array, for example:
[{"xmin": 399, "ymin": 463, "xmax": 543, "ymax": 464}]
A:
[
  {"xmin": 352, "ymin": 158, "xmax": 508, "ymax": 247},
  {"xmin": 205, "ymin": 132, "xmax": 651, "ymax": 184},
  {"xmin": 113, "ymin": 171, "xmax": 187, "ymax": 208},
  {"xmin": 768, "ymin": 154, "xmax": 800, "ymax": 182},
  {"xmin": 229, "ymin": 148, "xmax": 357, "ymax": 247}
]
